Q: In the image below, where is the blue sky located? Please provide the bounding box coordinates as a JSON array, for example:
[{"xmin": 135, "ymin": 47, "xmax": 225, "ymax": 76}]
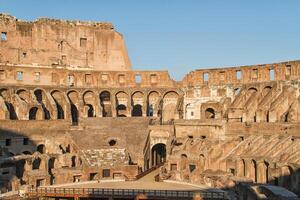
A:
[{"xmin": 0, "ymin": 0, "xmax": 300, "ymax": 80}]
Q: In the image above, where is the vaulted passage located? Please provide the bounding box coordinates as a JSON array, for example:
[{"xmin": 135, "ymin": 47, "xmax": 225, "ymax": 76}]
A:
[
  {"xmin": 100, "ymin": 91, "xmax": 112, "ymax": 117},
  {"xmin": 151, "ymin": 143, "xmax": 166, "ymax": 167},
  {"xmin": 34, "ymin": 90, "xmax": 51, "ymax": 120}
]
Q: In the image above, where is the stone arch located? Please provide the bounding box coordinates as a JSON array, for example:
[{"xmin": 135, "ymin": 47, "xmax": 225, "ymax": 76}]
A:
[
  {"xmin": 151, "ymin": 143, "xmax": 166, "ymax": 167},
  {"xmin": 262, "ymin": 86, "xmax": 272, "ymax": 97},
  {"xmin": 248, "ymin": 159, "xmax": 257, "ymax": 183},
  {"xmin": 131, "ymin": 91, "xmax": 144, "ymax": 117},
  {"xmin": 100, "ymin": 91, "xmax": 112, "ymax": 117},
  {"xmin": 83, "ymin": 91, "xmax": 96, "ymax": 118},
  {"xmin": 16, "ymin": 89, "xmax": 30, "ymax": 102},
  {"xmin": 116, "ymin": 91, "xmax": 129, "ymax": 117},
  {"xmin": 51, "ymin": 90, "xmax": 66, "ymax": 119},
  {"xmin": 67, "ymin": 90, "xmax": 80, "ymax": 125},
  {"xmin": 257, "ymin": 161, "xmax": 269, "ymax": 183},
  {"xmin": 33, "ymin": 89, "xmax": 51, "ymax": 120},
  {"xmin": 147, "ymin": 91, "xmax": 160, "ymax": 117},
  {"xmin": 37, "ymin": 144, "xmax": 46, "ymax": 154},
  {"xmin": 29, "ymin": 107, "xmax": 39, "ymax": 120},
  {"xmin": 0, "ymin": 88, "xmax": 18, "ymax": 120},
  {"xmin": 162, "ymin": 91, "xmax": 179, "ymax": 122}
]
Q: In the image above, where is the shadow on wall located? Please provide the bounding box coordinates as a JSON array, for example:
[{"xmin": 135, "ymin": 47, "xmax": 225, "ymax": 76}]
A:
[{"xmin": 0, "ymin": 128, "xmax": 38, "ymax": 193}]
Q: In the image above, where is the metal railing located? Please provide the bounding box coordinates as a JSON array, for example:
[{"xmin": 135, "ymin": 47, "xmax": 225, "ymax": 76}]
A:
[{"xmin": 27, "ymin": 187, "xmax": 228, "ymax": 199}]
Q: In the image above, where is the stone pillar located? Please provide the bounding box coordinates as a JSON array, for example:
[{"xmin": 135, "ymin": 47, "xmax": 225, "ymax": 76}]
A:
[
  {"xmin": 142, "ymin": 96, "xmax": 147, "ymax": 117},
  {"xmin": 111, "ymin": 92, "xmax": 117, "ymax": 117},
  {"xmin": 127, "ymin": 96, "xmax": 132, "ymax": 117}
]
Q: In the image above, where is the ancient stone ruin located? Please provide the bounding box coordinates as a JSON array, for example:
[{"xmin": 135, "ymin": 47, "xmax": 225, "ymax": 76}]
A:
[{"xmin": 0, "ymin": 14, "xmax": 299, "ymax": 200}]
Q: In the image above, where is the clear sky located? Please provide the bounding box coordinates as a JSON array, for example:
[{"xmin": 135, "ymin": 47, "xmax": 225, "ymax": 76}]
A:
[{"xmin": 0, "ymin": 0, "xmax": 300, "ymax": 80}]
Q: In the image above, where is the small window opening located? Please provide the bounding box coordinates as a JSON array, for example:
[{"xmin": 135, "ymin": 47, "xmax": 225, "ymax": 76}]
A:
[
  {"xmin": 201, "ymin": 136, "xmax": 206, "ymax": 139},
  {"xmin": 269, "ymin": 68, "xmax": 275, "ymax": 80},
  {"xmin": 229, "ymin": 168, "xmax": 235, "ymax": 175},
  {"xmin": 203, "ymin": 72, "xmax": 209, "ymax": 82},
  {"xmin": 191, "ymin": 111, "xmax": 194, "ymax": 116},
  {"xmin": 286, "ymin": 65, "xmax": 292, "ymax": 76},
  {"xmin": 5, "ymin": 139, "xmax": 11, "ymax": 146},
  {"xmin": 108, "ymin": 139, "xmax": 117, "ymax": 146},
  {"xmin": 236, "ymin": 70, "xmax": 242, "ymax": 80},
  {"xmin": 239, "ymin": 136, "xmax": 244, "ymax": 141},
  {"xmin": 135, "ymin": 74, "xmax": 142, "ymax": 84},
  {"xmin": 23, "ymin": 138, "xmax": 29, "ymax": 145},
  {"xmin": 17, "ymin": 71, "xmax": 23, "ymax": 81},
  {"xmin": 189, "ymin": 164, "xmax": 196, "ymax": 172},
  {"xmin": 34, "ymin": 72, "xmax": 40, "ymax": 82},
  {"xmin": 252, "ymin": 69, "xmax": 258, "ymax": 79},
  {"xmin": 102, "ymin": 169, "xmax": 110, "ymax": 178},
  {"xmin": 1, "ymin": 32, "xmax": 7, "ymax": 41},
  {"xmin": 80, "ymin": 38, "xmax": 87, "ymax": 47},
  {"xmin": 219, "ymin": 71, "xmax": 225, "ymax": 81},
  {"xmin": 188, "ymin": 135, "xmax": 193, "ymax": 139},
  {"xmin": 150, "ymin": 74, "xmax": 157, "ymax": 84},
  {"xmin": 22, "ymin": 52, "xmax": 27, "ymax": 58}
]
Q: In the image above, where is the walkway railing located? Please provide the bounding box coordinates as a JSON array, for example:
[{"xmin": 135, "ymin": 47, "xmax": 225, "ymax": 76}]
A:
[{"xmin": 27, "ymin": 187, "xmax": 228, "ymax": 199}]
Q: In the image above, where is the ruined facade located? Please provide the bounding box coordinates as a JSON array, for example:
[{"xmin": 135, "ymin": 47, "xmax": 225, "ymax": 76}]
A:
[{"xmin": 0, "ymin": 14, "xmax": 299, "ymax": 199}]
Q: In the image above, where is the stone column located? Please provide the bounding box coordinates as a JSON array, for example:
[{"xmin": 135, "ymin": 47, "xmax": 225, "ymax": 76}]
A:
[{"xmin": 111, "ymin": 92, "xmax": 117, "ymax": 117}]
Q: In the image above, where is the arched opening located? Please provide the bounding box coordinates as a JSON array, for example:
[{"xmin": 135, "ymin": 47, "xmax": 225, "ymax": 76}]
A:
[
  {"xmin": 86, "ymin": 104, "xmax": 94, "ymax": 117},
  {"xmin": 251, "ymin": 159, "xmax": 257, "ymax": 183},
  {"xmin": 0, "ymin": 89, "xmax": 18, "ymax": 120},
  {"xmin": 71, "ymin": 104, "xmax": 78, "ymax": 125},
  {"xmin": 116, "ymin": 91, "xmax": 129, "ymax": 117},
  {"xmin": 34, "ymin": 89, "xmax": 50, "ymax": 120},
  {"xmin": 132, "ymin": 104, "xmax": 142, "ymax": 117},
  {"xmin": 205, "ymin": 108, "xmax": 215, "ymax": 119},
  {"xmin": 132, "ymin": 91, "xmax": 144, "ymax": 117},
  {"xmin": 51, "ymin": 91, "xmax": 65, "ymax": 119},
  {"xmin": 32, "ymin": 157, "xmax": 41, "ymax": 170},
  {"xmin": 100, "ymin": 91, "xmax": 112, "ymax": 117},
  {"xmin": 162, "ymin": 91, "xmax": 179, "ymax": 122},
  {"xmin": 83, "ymin": 91, "xmax": 96, "ymax": 118},
  {"xmin": 5, "ymin": 102, "xmax": 18, "ymax": 120},
  {"xmin": 116, "ymin": 104, "xmax": 127, "ymax": 117},
  {"xmin": 29, "ymin": 107, "xmax": 38, "ymax": 120},
  {"xmin": 67, "ymin": 91, "xmax": 80, "ymax": 125},
  {"xmin": 147, "ymin": 91, "xmax": 160, "ymax": 117},
  {"xmin": 37, "ymin": 144, "xmax": 46, "ymax": 154},
  {"xmin": 151, "ymin": 143, "xmax": 166, "ymax": 167}
]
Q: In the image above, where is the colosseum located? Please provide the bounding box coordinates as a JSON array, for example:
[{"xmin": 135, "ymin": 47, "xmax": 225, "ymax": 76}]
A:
[{"xmin": 0, "ymin": 14, "xmax": 299, "ymax": 200}]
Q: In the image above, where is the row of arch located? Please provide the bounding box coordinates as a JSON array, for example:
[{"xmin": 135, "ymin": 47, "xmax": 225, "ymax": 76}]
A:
[
  {"xmin": 0, "ymin": 88, "xmax": 183, "ymax": 124},
  {"xmin": 235, "ymin": 159, "xmax": 299, "ymax": 192}
]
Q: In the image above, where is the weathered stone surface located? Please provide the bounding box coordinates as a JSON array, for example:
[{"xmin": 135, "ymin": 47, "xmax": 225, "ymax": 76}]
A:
[{"xmin": 0, "ymin": 14, "xmax": 299, "ymax": 199}]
